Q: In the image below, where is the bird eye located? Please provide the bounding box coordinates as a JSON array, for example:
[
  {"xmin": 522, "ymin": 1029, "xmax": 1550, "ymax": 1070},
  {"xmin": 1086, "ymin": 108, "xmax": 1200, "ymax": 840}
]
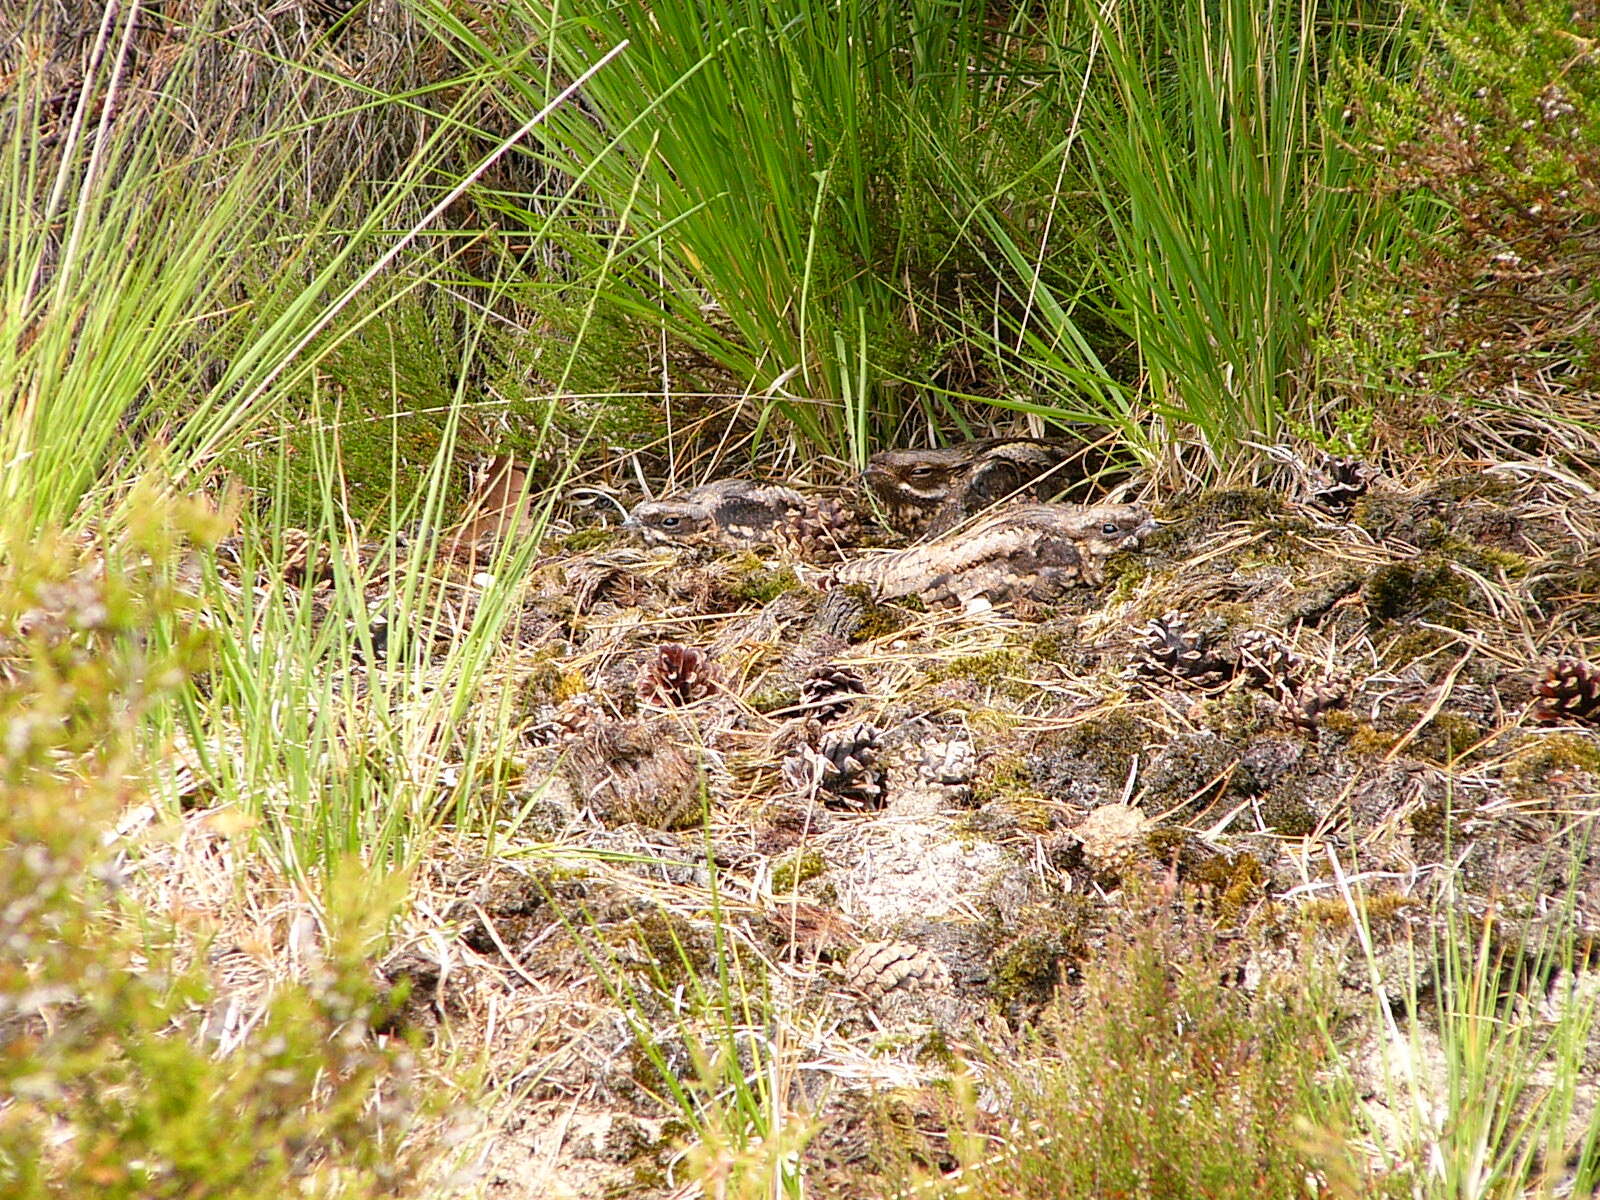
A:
[
  {"xmin": 1102, "ymin": 521, "xmax": 1119, "ymax": 535},
  {"xmin": 909, "ymin": 467, "xmax": 936, "ymax": 480},
  {"xmin": 661, "ymin": 516, "xmax": 680, "ymax": 528}
]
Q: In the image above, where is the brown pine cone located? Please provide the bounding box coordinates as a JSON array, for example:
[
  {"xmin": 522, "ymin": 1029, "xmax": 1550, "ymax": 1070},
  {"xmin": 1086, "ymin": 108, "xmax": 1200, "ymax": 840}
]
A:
[
  {"xmin": 524, "ymin": 692, "xmax": 602, "ymax": 746},
  {"xmin": 1128, "ymin": 611, "xmax": 1232, "ymax": 688},
  {"xmin": 843, "ymin": 941, "xmax": 951, "ymax": 999},
  {"xmin": 280, "ymin": 527, "xmax": 333, "ymax": 586},
  {"xmin": 796, "ymin": 663, "xmax": 867, "ymax": 722},
  {"xmin": 781, "ymin": 496, "xmax": 857, "ymax": 560},
  {"xmin": 1309, "ymin": 452, "xmax": 1374, "ymax": 516},
  {"xmin": 781, "ymin": 722, "xmax": 886, "ymax": 810},
  {"xmin": 1533, "ymin": 658, "xmax": 1600, "ymax": 725},
  {"xmin": 816, "ymin": 723, "xmax": 885, "ymax": 808},
  {"xmin": 636, "ymin": 643, "xmax": 722, "ymax": 707},
  {"xmin": 1282, "ymin": 674, "xmax": 1351, "ymax": 728},
  {"xmin": 1074, "ymin": 803, "xmax": 1152, "ymax": 877},
  {"xmin": 1236, "ymin": 629, "xmax": 1305, "ymax": 692},
  {"xmin": 218, "ymin": 528, "xmax": 331, "ymax": 587}
]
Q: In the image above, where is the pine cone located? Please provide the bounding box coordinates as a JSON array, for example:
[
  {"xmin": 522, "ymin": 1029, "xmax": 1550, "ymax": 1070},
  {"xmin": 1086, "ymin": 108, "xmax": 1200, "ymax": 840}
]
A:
[
  {"xmin": 216, "ymin": 536, "xmax": 244, "ymax": 571},
  {"xmin": 1282, "ymin": 674, "xmax": 1351, "ymax": 728},
  {"xmin": 1533, "ymin": 658, "xmax": 1600, "ymax": 725},
  {"xmin": 1309, "ymin": 452, "xmax": 1373, "ymax": 516},
  {"xmin": 843, "ymin": 941, "xmax": 951, "ymax": 999},
  {"xmin": 782, "ymin": 722, "xmax": 885, "ymax": 810},
  {"xmin": 781, "ymin": 497, "xmax": 857, "ymax": 560},
  {"xmin": 1129, "ymin": 611, "xmax": 1232, "ymax": 688},
  {"xmin": 218, "ymin": 529, "xmax": 331, "ymax": 586},
  {"xmin": 525, "ymin": 693, "xmax": 602, "ymax": 746},
  {"xmin": 913, "ymin": 737, "xmax": 978, "ymax": 787},
  {"xmin": 280, "ymin": 527, "xmax": 332, "ymax": 586},
  {"xmin": 797, "ymin": 663, "xmax": 867, "ymax": 722},
  {"xmin": 1236, "ymin": 629, "xmax": 1305, "ymax": 693},
  {"xmin": 1074, "ymin": 803, "xmax": 1152, "ymax": 877},
  {"xmin": 637, "ymin": 643, "xmax": 721, "ymax": 707}
]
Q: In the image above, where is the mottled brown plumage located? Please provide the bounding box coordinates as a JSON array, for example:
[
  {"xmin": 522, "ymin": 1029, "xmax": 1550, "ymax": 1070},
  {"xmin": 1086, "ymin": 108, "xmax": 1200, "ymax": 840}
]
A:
[
  {"xmin": 834, "ymin": 502, "xmax": 1155, "ymax": 608},
  {"xmin": 864, "ymin": 437, "xmax": 1110, "ymax": 538},
  {"xmin": 563, "ymin": 718, "xmax": 702, "ymax": 828},
  {"xmin": 625, "ymin": 479, "xmax": 850, "ymax": 554}
]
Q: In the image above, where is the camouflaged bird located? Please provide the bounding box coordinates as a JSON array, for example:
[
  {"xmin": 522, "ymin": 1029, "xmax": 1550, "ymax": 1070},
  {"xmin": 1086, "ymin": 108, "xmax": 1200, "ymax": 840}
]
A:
[
  {"xmin": 834, "ymin": 502, "xmax": 1155, "ymax": 608},
  {"xmin": 864, "ymin": 436, "xmax": 1112, "ymax": 538},
  {"xmin": 625, "ymin": 479, "xmax": 851, "ymax": 554}
]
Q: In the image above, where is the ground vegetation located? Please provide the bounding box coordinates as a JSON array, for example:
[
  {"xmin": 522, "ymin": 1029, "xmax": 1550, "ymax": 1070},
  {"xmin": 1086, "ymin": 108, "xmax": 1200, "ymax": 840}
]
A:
[{"xmin": 3, "ymin": 0, "xmax": 1599, "ymax": 1196}]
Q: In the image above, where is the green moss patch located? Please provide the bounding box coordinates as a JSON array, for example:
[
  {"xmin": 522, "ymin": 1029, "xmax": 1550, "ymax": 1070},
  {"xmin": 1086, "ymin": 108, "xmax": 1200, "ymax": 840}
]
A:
[
  {"xmin": 558, "ymin": 526, "xmax": 629, "ymax": 554},
  {"xmin": 971, "ymin": 754, "xmax": 1045, "ymax": 806},
  {"xmin": 1506, "ymin": 732, "xmax": 1600, "ymax": 798},
  {"xmin": 1362, "ymin": 555, "xmax": 1470, "ymax": 623},
  {"xmin": 1187, "ymin": 852, "xmax": 1266, "ymax": 923},
  {"xmin": 1030, "ymin": 710, "xmax": 1151, "ymax": 784},
  {"xmin": 728, "ymin": 556, "xmax": 802, "ymax": 605},
  {"xmin": 1149, "ymin": 487, "xmax": 1288, "ymax": 551},
  {"xmin": 989, "ymin": 898, "xmax": 1096, "ymax": 1007},
  {"xmin": 923, "ymin": 650, "xmax": 1036, "ymax": 700},
  {"xmin": 1297, "ymin": 890, "xmax": 1419, "ymax": 930},
  {"xmin": 771, "ymin": 849, "xmax": 828, "ymax": 892},
  {"xmin": 833, "ymin": 583, "xmax": 910, "ymax": 641},
  {"xmin": 514, "ymin": 655, "xmax": 589, "ymax": 715},
  {"xmin": 1255, "ymin": 789, "xmax": 1319, "ymax": 838}
]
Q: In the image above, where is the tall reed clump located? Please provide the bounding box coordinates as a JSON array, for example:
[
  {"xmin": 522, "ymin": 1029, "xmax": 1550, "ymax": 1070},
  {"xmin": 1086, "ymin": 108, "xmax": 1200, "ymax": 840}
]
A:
[
  {"xmin": 558, "ymin": 853, "xmax": 814, "ymax": 1199},
  {"xmin": 1057, "ymin": 0, "xmax": 1405, "ymax": 461},
  {"xmin": 903, "ymin": 0, "xmax": 1411, "ymax": 464},
  {"xmin": 0, "ymin": 0, "xmax": 588, "ymax": 876},
  {"xmin": 0, "ymin": 1, "xmax": 448, "ymax": 530},
  {"xmin": 418, "ymin": 0, "xmax": 1009, "ymax": 457},
  {"xmin": 420, "ymin": 0, "xmax": 1414, "ymax": 467},
  {"xmin": 1329, "ymin": 855, "xmax": 1600, "ymax": 1199}
]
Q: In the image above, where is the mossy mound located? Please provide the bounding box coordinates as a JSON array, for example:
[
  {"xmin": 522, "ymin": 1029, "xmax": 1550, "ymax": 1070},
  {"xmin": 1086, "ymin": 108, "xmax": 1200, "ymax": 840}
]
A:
[
  {"xmin": 1149, "ymin": 487, "xmax": 1288, "ymax": 551},
  {"xmin": 1362, "ymin": 555, "xmax": 1471, "ymax": 623},
  {"xmin": 1027, "ymin": 712, "xmax": 1153, "ymax": 806},
  {"xmin": 989, "ymin": 897, "xmax": 1097, "ymax": 1008}
]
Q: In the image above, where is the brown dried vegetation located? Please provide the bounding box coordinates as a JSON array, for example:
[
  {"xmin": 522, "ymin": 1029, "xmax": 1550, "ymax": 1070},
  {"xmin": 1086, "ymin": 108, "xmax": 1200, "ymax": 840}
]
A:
[{"xmin": 119, "ymin": 441, "xmax": 1600, "ymax": 1196}]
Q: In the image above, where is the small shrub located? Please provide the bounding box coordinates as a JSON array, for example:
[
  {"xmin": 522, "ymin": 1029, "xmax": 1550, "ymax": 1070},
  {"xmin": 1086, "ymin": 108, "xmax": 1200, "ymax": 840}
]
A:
[
  {"xmin": 882, "ymin": 911, "xmax": 1375, "ymax": 1198},
  {"xmin": 1326, "ymin": 0, "xmax": 1600, "ymax": 431},
  {"xmin": 0, "ymin": 517, "xmax": 430, "ymax": 1199}
]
